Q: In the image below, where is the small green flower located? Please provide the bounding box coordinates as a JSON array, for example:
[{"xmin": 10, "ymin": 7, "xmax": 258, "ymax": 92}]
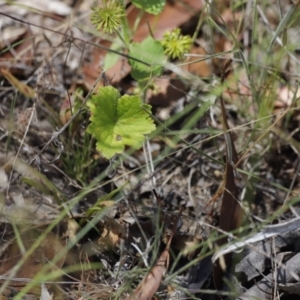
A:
[
  {"xmin": 161, "ymin": 28, "xmax": 193, "ymax": 60},
  {"xmin": 90, "ymin": 0, "xmax": 125, "ymax": 34}
]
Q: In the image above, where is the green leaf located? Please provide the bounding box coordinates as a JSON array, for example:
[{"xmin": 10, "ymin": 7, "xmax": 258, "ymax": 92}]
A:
[
  {"xmin": 103, "ymin": 42, "xmax": 123, "ymax": 71},
  {"xmin": 129, "ymin": 36, "xmax": 166, "ymax": 82},
  {"xmin": 87, "ymin": 86, "xmax": 156, "ymax": 159},
  {"xmin": 131, "ymin": 0, "xmax": 165, "ymax": 15}
]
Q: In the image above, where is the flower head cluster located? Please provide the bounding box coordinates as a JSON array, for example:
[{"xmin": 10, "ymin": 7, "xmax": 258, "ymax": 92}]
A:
[
  {"xmin": 161, "ymin": 28, "xmax": 193, "ymax": 60},
  {"xmin": 90, "ymin": 0, "xmax": 125, "ymax": 34}
]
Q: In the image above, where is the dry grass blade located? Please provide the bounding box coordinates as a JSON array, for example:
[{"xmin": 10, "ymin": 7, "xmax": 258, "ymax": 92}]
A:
[{"xmin": 0, "ymin": 68, "xmax": 35, "ymax": 98}]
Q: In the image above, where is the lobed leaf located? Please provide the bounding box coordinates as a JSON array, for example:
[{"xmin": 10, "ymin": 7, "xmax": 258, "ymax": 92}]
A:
[
  {"xmin": 87, "ymin": 86, "xmax": 156, "ymax": 159},
  {"xmin": 131, "ymin": 0, "xmax": 166, "ymax": 15},
  {"xmin": 103, "ymin": 42, "xmax": 123, "ymax": 71},
  {"xmin": 129, "ymin": 36, "xmax": 166, "ymax": 82}
]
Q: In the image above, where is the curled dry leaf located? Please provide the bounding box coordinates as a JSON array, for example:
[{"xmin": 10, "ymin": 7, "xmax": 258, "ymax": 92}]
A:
[
  {"xmin": 238, "ymin": 252, "xmax": 300, "ymax": 300},
  {"xmin": 98, "ymin": 217, "xmax": 125, "ymax": 252},
  {"xmin": 213, "ymin": 61, "xmax": 244, "ymax": 290},
  {"xmin": 127, "ymin": 207, "xmax": 182, "ymax": 300},
  {"xmin": 127, "ymin": 249, "xmax": 169, "ymax": 300},
  {"xmin": 0, "ymin": 230, "xmax": 66, "ymax": 293}
]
